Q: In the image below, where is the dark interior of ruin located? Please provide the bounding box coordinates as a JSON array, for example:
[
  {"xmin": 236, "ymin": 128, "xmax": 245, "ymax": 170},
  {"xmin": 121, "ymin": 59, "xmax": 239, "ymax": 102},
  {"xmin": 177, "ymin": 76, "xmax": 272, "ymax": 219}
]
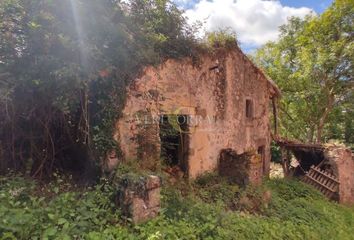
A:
[
  {"xmin": 246, "ymin": 99, "xmax": 254, "ymax": 118},
  {"xmin": 291, "ymin": 148, "xmax": 325, "ymax": 176},
  {"xmin": 218, "ymin": 149, "xmax": 250, "ymax": 186},
  {"xmin": 275, "ymin": 139, "xmax": 334, "ymax": 177},
  {"xmin": 159, "ymin": 115, "xmax": 189, "ymax": 172}
]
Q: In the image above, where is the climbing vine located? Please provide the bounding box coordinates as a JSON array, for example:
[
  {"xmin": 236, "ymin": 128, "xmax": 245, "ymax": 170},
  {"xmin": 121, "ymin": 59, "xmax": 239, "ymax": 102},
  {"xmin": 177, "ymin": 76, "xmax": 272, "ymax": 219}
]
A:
[{"xmin": 0, "ymin": 0, "xmax": 202, "ymax": 177}]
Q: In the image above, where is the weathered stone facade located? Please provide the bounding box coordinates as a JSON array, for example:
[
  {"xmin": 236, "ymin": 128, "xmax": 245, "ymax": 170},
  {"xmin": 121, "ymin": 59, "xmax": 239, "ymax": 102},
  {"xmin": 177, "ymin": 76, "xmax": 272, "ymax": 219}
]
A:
[
  {"xmin": 324, "ymin": 146, "xmax": 354, "ymax": 205},
  {"xmin": 218, "ymin": 149, "xmax": 263, "ymax": 186},
  {"xmin": 114, "ymin": 47, "xmax": 279, "ymax": 181},
  {"xmin": 116, "ymin": 175, "xmax": 161, "ymax": 224}
]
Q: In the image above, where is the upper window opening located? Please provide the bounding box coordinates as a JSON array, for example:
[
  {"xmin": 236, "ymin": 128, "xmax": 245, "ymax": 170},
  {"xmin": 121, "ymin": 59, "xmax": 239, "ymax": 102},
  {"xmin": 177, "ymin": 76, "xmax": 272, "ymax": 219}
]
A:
[{"xmin": 246, "ymin": 99, "xmax": 253, "ymax": 119}]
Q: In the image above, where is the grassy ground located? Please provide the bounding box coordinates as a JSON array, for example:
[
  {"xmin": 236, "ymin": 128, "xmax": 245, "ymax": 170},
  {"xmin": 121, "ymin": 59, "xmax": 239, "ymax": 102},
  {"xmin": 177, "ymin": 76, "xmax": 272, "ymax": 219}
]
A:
[{"xmin": 0, "ymin": 173, "xmax": 353, "ymax": 240}]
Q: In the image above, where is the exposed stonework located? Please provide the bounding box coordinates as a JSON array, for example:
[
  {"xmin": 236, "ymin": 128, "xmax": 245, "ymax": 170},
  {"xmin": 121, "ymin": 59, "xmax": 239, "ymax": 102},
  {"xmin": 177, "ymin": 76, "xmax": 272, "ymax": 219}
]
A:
[
  {"xmin": 116, "ymin": 175, "xmax": 161, "ymax": 224},
  {"xmin": 324, "ymin": 146, "xmax": 354, "ymax": 205},
  {"xmin": 218, "ymin": 149, "xmax": 263, "ymax": 185},
  {"xmin": 114, "ymin": 46, "xmax": 279, "ymax": 182}
]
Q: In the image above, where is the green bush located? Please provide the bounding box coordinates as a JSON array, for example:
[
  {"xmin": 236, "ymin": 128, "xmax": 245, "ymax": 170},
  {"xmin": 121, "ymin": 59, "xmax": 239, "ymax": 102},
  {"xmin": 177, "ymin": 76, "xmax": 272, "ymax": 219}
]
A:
[
  {"xmin": 192, "ymin": 172, "xmax": 240, "ymax": 208},
  {"xmin": 0, "ymin": 175, "xmax": 120, "ymax": 239},
  {"xmin": 0, "ymin": 175, "xmax": 353, "ymax": 239},
  {"xmin": 204, "ymin": 29, "xmax": 238, "ymax": 49}
]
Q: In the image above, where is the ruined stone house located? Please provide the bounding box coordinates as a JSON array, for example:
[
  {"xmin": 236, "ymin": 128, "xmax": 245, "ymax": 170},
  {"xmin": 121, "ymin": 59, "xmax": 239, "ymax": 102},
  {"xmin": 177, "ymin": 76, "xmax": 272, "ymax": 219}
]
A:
[
  {"xmin": 276, "ymin": 138, "xmax": 354, "ymax": 205},
  {"xmin": 112, "ymin": 46, "xmax": 280, "ymax": 184}
]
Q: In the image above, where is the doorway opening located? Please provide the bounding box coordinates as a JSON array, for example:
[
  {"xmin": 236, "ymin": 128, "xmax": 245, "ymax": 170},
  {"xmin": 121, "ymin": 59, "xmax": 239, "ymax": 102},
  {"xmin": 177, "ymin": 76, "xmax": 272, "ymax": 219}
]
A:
[{"xmin": 159, "ymin": 115, "xmax": 189, "ymax": 173}]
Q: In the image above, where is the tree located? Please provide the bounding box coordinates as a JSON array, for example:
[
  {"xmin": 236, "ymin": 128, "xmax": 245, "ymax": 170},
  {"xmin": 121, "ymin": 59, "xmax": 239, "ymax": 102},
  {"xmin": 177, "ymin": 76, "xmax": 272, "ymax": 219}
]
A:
[
  {"xmin": 0, "ymin": 0, "xmax": 199, "ymax": 177},
  {"xmin": 253, "ymin": 0, "xmax": 354, "ymax": 144}
]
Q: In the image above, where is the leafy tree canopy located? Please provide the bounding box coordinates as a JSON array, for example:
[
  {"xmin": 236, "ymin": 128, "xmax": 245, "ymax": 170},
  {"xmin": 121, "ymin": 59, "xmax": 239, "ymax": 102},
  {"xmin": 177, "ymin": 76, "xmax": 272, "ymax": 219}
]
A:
[{"xmin": 253, "ymin": 0, "xmax": 354, "ymax": 144}]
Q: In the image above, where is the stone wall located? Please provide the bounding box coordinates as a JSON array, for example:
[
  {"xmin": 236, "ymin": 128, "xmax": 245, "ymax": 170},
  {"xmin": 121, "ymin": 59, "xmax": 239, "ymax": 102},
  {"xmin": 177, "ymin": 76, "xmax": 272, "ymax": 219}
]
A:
[
  {"xmin": 116, "ymin": 175, "xmax": 161, "ymax": 224},
  {"xmin": 218, "ymin": 149, "xmax": 263, "ymax": 185},
  {"xmin": 115, "ymin": 47, "xmax": 276, "ymax": 179},
  {"xmin": 324, "ymin": 147, "xmax": 354, "ymax": 205}
]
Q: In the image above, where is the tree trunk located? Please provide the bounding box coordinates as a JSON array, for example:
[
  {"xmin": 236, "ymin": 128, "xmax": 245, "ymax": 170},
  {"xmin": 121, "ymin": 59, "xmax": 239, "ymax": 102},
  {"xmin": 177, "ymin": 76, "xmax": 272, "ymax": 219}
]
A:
[
  {"xmin": 307, "ymin": 127, "xmax": 314, "ymax": 143},
  {"xmin": 316, "ymin": 93, "xmax": 335, "ymax": 143}
]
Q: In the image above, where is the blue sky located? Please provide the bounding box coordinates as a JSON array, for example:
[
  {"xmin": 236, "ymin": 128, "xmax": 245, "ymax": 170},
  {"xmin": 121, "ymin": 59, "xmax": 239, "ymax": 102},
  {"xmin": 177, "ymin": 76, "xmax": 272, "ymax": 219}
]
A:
[
  {"xmin": 175, "ymin": 0, "xmax": 334, "ymax": 51},
  {"xmin": 178, "ymin": 0, "xmax": 333, "ymax": 13},
  {"xmin": 280, "ymin": 0, "xmax": 333, "ymax": 13}
]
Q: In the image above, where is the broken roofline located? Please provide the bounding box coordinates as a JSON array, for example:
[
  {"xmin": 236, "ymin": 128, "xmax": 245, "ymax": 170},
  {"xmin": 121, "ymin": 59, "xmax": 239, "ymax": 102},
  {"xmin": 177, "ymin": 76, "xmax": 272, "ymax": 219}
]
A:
[
  {"xmin": 274, "ymin": 137, "xmax": 324, "ymax": 150},
  {"xmin": 134, "ymin": 44, "xmax": 281, "ymax": 99}
]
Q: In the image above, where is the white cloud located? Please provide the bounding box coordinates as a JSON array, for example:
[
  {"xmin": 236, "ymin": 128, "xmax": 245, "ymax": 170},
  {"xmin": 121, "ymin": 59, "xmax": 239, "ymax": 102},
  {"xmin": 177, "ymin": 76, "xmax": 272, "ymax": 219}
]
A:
[{"xmin": 184, "ymin": 0, "xmax": 314, "ymax": 47}]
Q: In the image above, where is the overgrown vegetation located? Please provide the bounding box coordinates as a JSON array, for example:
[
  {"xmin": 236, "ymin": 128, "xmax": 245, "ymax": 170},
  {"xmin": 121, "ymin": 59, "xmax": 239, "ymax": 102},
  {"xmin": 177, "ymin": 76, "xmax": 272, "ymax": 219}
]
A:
[
  {"xmin": 0, "ymin": 0, "xmax": 203, "ymax": 177},
  {"xmin": 0, "ymin": 174, "xmax": 353, "ymax": 239},
  {"xmin": 204, "ymin": 29, "xmax": 238, "ymax": 49},
  {"xmin": 0, "ymin": 1, "xmax": 353, "ymax": 238},
  {"xmin": 0, "ymin": 0, "xmax": 240, "ymax": 177}
]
